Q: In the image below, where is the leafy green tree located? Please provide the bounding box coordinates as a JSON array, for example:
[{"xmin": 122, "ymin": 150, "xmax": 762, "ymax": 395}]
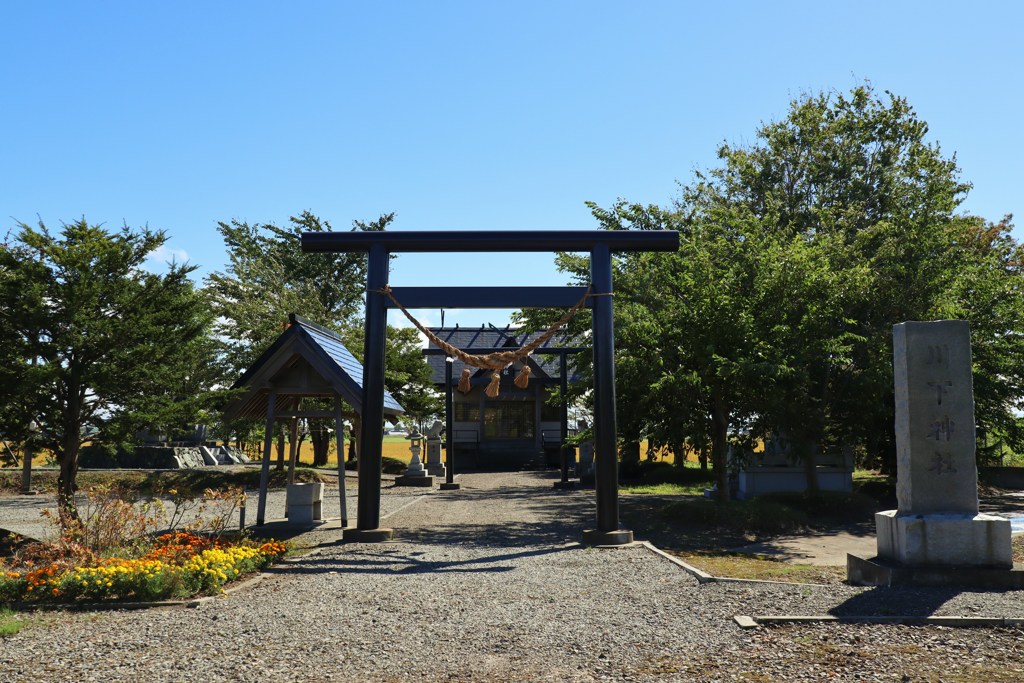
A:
[
  {"xmin": 207, "ymin": 211, "xmax": 440, "ymax": 465},
  {"xmin": 533, "ymin": 83, "xmax": 1021, "ymax": 500},
  {"xmin": 206, "ymin": 211, "xmax": 388, "ymax": 375},
  {"xmin": 691, "ymin": 83, "xmax": 1016, "ymax": 473},
  {"xmin": 0, "ymin": 219, "xmax": 215, "ymax": 523},
  {"xmin": 607, "ymin": 201, "xmax": 773, "ymax": 499},
  {"xmin": 940, "ymin": 215, "xmax": 1024, "ymax": 459}
]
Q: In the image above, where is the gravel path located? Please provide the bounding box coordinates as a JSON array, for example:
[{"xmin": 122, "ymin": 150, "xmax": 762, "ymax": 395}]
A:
[{"xmin": 2, "ymin": 471, "xmax": 1024, "ymax": 682}]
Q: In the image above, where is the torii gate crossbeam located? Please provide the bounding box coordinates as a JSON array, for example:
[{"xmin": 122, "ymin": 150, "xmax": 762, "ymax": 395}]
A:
[{"xmin": 301, "ymin": 230, "xmax": 679, "ymax": 545}]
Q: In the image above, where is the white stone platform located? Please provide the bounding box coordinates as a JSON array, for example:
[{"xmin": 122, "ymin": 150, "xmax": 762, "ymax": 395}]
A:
[{"xmin": 876, "ymin": 509, "xmax": 1012, "ymax": 568}]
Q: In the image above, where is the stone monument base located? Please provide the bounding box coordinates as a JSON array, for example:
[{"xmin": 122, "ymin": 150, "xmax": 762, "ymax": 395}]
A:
[
  {"xmin": 848, "ymin": 554, "xmax": 1024, "ymax": 589},
  {"xmin": 875, "ymin": 510, "xmax": 1012, "ymax": 568},
  {"xmin": 426, "ymin": 463, "xmax": 446, "ymax": 478}
]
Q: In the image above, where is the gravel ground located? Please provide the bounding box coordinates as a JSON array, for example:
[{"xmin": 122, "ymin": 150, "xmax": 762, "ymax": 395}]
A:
[{"xmin": 2, "ymin": 471, "xmax": 1024, "ymax": 682}]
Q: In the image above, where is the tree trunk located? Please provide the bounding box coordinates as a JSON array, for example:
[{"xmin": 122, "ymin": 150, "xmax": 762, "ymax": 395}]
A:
[
  {"xmin": 712, "ymin": 393, "xmax": 730, "ymax": 503},
  {"xmin": 347, "ymin": 426, "xmax": 358, "ymax": 462},
  {"xmin": 275, "ymin": 429, "xmax": 286, "ymax": 470},
  {"xmin": 698, "ymin": 444, "xmax": 709, "ymax": 472},
  {"xmin": 311, "ymin": 426, "xmax": 330, "ymax": 467},
  {"xmin": 57, "ymin": 440, "xmax": 80, "ymax": 527},
  {"xmin": 878, "ymin": 400, "xmax": 898, "ymax": 475}
]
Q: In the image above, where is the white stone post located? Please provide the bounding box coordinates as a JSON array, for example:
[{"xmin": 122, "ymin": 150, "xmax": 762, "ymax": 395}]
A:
[{"xmin": 875, "ymin": 321, "xmax": 1011, "ymax": 568}]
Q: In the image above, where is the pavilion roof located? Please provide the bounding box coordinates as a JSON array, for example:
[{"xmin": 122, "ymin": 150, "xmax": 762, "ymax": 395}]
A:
[{"xmin": 224, "ymin": 314, "xmax": 404, "ymax": 422}]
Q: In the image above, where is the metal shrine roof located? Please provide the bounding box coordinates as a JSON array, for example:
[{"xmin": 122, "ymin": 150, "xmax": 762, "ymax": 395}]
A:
[{"xmin": 224, "ymin": 314, "xmax": 404, "ymax": 422}]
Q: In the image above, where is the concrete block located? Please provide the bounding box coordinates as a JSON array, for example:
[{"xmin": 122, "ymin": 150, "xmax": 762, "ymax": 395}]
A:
[
  {"xmin": 875, "ymin": 509, "xmax": 1012, "ymax": 568},
  {"xmin": 199, "ymin": 446, "xmax": 219, "ymax": 466},
  {"xmin": 285, "ymin": 483, "xmax": 324, "ymax": 524}
]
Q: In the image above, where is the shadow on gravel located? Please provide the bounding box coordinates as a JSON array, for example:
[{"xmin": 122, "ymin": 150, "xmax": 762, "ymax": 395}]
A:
[
  {"xmin": 269, "ymin": 544, "xmax": 581, "ymax": 576},
  {"xmin": 392, "ymin": 485, "xmax": 593, "ymax": 549},
  {"xmin": 828, "ymin": 585, "xmax": 966, "ymax": 617}
]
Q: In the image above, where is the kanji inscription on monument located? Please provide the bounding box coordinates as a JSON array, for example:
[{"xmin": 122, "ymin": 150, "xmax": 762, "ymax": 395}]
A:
[{"xmin": 892, "ymin": 320, "xmax": 977, "ymax": 515}]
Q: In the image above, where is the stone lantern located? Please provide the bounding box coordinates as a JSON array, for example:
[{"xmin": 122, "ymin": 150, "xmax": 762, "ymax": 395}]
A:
[{"xmin": 396, "ymin": 429, "xmax": 433, "ymax": 487}]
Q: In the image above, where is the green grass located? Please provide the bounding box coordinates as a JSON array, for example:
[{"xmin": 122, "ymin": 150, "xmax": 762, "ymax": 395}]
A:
[
  {"xmin": 0, "ymin": 608, "xmax": 24, "ymax": 637},
  {"xmin": 620, "ymin": 482, "xmax": 708, "ymax": 496},
  {"xmin": 674, "ymin": 552, "xmax": 845, "ymax": 584}
]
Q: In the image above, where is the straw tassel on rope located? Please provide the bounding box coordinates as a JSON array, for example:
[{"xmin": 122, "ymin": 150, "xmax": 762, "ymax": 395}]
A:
[
  {"xmin": 485, "ymin": 371, "xmax": 502, "ymax": 398},
  {"xmin": 514, "ymin": 364, "xmax": 531, "ymax": 389},
  {"xmin": 457, "ymin": 368, "xmax": 472, "ymax": 394}
]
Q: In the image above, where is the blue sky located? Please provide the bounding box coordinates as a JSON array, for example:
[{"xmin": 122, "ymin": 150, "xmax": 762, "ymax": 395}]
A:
[{"xmin": 2, "ymin": 2, "xmax": 1021, "ymax": 329}]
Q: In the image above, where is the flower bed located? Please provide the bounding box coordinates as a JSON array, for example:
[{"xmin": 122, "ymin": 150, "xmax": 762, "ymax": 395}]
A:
[{"xmin": 0, "ymin": 531, "xmax": 287, "ymax": 604}]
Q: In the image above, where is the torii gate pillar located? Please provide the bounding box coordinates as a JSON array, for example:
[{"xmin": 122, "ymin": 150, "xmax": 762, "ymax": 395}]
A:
[{"xmin": 302, "ymin": 230, "xmax": 679, "ymax": 545}]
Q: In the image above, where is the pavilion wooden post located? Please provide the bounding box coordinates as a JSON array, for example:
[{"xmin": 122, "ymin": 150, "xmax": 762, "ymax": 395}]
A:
[
  {"xmin": 256, "ymin": 392, "xmax": 277, "ymax": 526},
  {"xmin": 334, "ymin": 396, "xmax": 349, "ymax": 527}
]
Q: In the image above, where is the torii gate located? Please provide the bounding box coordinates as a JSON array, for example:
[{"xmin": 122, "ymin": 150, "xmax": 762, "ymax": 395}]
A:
[{"xmin": 301, "ymin": 230, "xmax": 679, "ymax": 545}]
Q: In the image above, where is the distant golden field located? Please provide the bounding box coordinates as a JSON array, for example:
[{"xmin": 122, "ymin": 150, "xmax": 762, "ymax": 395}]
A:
[{"xmin": 3, "ymin": 436, "xmax": 721, "ymax": 469}]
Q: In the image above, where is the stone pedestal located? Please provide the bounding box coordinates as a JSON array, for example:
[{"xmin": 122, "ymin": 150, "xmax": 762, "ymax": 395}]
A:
[
  {"xmin": 285, "ymin": 483, "xmax": 324, "ymax": 524},
  {"xmin": 876, "ymin": 510, "xmax": 1011, "ymax": 568}
]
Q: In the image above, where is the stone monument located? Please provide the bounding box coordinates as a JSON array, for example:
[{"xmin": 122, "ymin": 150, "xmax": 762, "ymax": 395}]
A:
[
  {"xmin": 576, "ymin": 420, "xmax": 595, "ymax": 486},
  {"xmin": 849, "ymin": 321, "xmax": 1016, "ymax": 587},
  {"xmin": 424, "ymin": 421, "xmax": 446, "ymax": 478}
]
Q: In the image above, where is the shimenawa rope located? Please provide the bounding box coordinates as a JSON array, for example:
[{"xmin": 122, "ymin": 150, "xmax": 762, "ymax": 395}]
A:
[{"xmin": 376, "ymin": 285, "xmax": 592, "ymax": 397}]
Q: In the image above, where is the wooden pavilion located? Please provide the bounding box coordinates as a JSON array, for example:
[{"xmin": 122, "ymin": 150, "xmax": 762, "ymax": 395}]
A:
[{"xmin": 223, "ymin": 313, "xmax": 404, "ymax": 527}]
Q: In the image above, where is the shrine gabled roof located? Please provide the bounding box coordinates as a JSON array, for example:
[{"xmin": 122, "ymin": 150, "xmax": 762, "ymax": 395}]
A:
[
  {"xmin": 424, "ymin": 326, "xmax": 582, "ymax": 385},
  {"xmin": 223, "ymin": 314, "xmax": 404, "ymax": 421}
]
